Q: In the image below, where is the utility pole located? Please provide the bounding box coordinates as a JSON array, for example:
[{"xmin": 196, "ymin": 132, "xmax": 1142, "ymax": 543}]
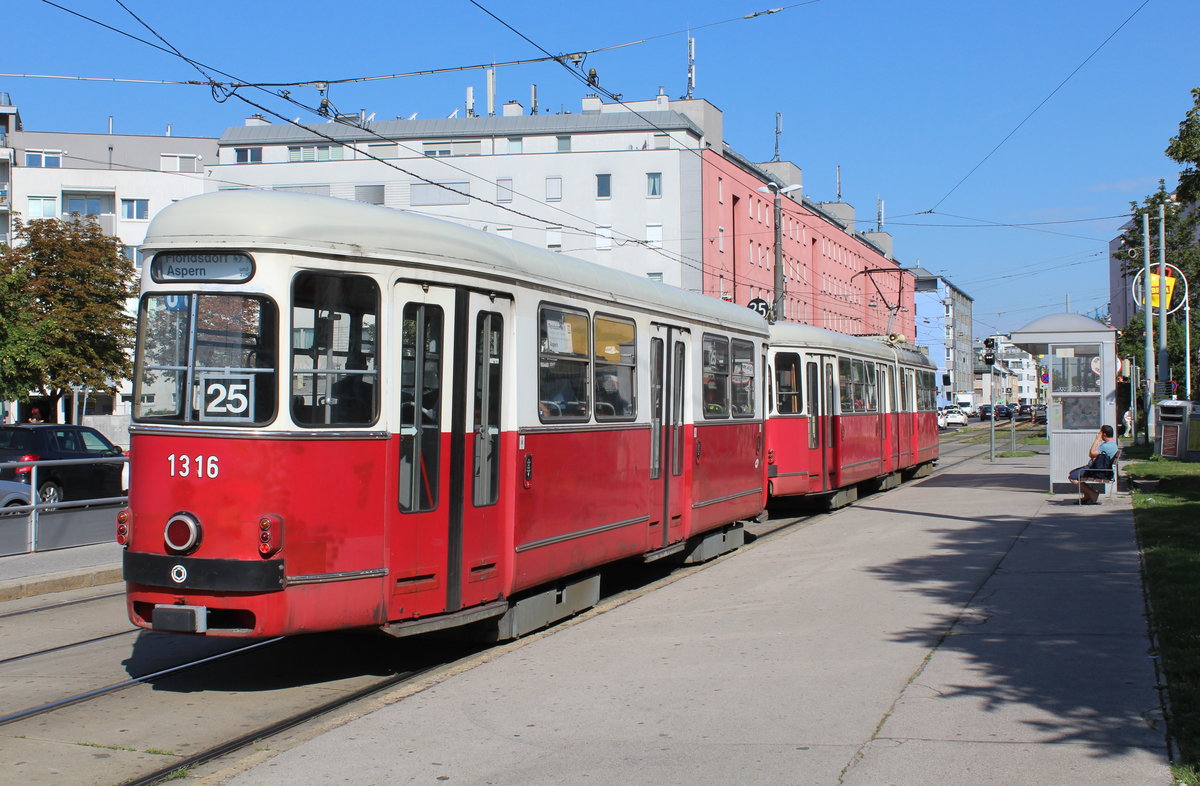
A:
[
  {"xmin": 1157, "ymin": 203, "xmax": 1169, "ymax": 386},
  {"xmin": 1143, "ymin": 210, "xmax": 1155, "ymax": 445}
]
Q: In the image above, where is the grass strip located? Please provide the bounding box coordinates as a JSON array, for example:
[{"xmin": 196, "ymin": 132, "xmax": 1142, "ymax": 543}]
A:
[{"xmin": 1124, "ymin": 445, "xmax": 1200, "ymax": 785}]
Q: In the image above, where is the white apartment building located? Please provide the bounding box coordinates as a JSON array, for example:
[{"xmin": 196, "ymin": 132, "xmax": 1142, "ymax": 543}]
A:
[{"xmin": 212, "ymin": 92, "xmax": 707, "ymax": 292}]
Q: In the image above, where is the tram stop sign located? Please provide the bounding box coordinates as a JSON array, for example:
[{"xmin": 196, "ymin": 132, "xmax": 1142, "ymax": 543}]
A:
[{"xmin": 747, "ymin": 298, "xmax": 770, "ymax": 318}]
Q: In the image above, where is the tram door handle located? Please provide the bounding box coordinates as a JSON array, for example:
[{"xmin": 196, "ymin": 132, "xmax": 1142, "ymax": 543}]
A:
[
  {"xmin": 523, "ymin": 453, "xmax": 534, "ymax": 489},
  {"xmin": 695, "ymin": 439, "xmax": 702, "ymax": 463}
]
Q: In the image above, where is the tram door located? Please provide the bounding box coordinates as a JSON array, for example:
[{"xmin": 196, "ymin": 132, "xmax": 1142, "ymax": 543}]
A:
[
  {"xmin": 650, "ymin": 326, "xmax": 689, "ymax": 548},
  {"xmin": 806, "ymin": 355, "xmax": 837, "ymax": 492},
  {"xmin": 392, "ymin": 284, "xmax": 511, "ymax": 617}
]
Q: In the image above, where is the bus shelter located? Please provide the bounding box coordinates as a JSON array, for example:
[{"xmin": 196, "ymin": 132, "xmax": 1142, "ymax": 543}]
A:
[{"xmin": 1010, "ymin": 313, "xmax": 1117, "ymax": 493}]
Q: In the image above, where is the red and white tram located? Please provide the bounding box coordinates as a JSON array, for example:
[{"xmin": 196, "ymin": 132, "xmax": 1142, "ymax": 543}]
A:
[
  {"xmin": 119, "ymin": 190, "xmax": 769, "ymax": 639},
  {"xmin": 766, "ymin": 323, "xmax": 940, "ymax": 505}
]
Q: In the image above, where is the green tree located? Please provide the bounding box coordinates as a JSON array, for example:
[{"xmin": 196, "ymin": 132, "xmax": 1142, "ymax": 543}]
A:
[
  {"xmin": 1113, "ymin": 181, "xmax": 1200, "ymax": 314},
  {"xmin": 0, "ymin": 216, "xmax": 137, "ymax": 415},
  {"xmin": 1166, "ymin": 87, "xmax": 1200, "ymax": 205}
]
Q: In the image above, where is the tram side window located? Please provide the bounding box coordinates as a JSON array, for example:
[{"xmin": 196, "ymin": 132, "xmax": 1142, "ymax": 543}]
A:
[
  {"xmin": 916, "ymin": 370, "xmax": 936, "ymax": 411},
  {"xmin": 702, "ymin": 335, "xmax": 730, "ymax": 418},
  {"xmin": 731, "ymin": 339, "xmax": 755, "ymax": 418},
  {"xmin": 775, "ymin": 353, "xmax": 802, "ymax": 414},
  {"xmin": 134, "ymin": 293, "xmax": 278, "ymax": 425},
  {"xmin": 593, "ymin": 315, "xmax": 636, "ymax": 420},
  {"xmin": 290, "ymin": 273, "xmax": 380, "ymax": 427},
  {"xmin": 539, "ymin": 305, "xmax": 590, "ymax": 421},
  {"xmin": 838, "ymin": 357, "xmax": 853, "ymax": 413}
]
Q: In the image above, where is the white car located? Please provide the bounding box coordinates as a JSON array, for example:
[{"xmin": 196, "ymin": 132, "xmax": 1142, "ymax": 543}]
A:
[
  {"xmin": 0, "ymin": 478, "xmax": 32, "ymax": 510},
  {"xmin": 942, "ymin": 407, "xmax": 969, "ymax": 427}
]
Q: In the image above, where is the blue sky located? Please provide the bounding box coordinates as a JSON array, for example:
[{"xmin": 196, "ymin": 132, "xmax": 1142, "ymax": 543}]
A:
[{"xmin": 8, "ymin": 0, "xmax": 1197, "ymax": 340}]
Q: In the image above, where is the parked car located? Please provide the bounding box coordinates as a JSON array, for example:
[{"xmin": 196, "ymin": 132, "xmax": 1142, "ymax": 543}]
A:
[
  {"xmin": 993, "ymin": 404, "xmax": 1012, "ymax": 419},
  {"xmin": 942, "ymin": 407, "xmax": 969, "ymax": 427},
  {"xmin": 1016, "ymin": 404, "xmax": 1032, "ymax": 421},
  {"xmin": 978, "ymin": 404, "xmax": 993, "ymax": 420},
  {"xmin": 0, "ymin": 478, "xmax": 32, "ymax": 510},
  {"xmin": 0, "ymin": 425, "xmax": 125, "ymax": 504},
  {"xmin": 937, "ymin": 410, "xmax": 947, "ymax": 429}
]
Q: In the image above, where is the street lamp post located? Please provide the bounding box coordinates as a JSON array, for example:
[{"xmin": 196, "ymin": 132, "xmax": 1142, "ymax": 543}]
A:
[{"xmin": 757, "ymin": 182, "xmax": 801, "ymax": 322}]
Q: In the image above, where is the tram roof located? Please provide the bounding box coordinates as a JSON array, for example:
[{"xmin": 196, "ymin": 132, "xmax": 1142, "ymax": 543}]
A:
[
  {"xmin": 142, "ymin": 190, "xmax": 768, "ymax": 336},
  {"xmin": 770, "ymin": 321, "xmax": 935, "ymax": 369}
]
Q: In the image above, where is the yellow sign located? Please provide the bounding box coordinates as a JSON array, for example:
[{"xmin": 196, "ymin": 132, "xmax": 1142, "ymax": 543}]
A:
[{"xmin": 1150, "ymin": 273, "xmax": 1177, "ymax": 309}]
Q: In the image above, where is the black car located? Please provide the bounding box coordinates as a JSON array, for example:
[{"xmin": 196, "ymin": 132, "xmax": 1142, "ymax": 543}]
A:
[
  {"xmin": 978, "ymin": 404, "xmax": 992, "ymax": 419},
  {"xmin": 0, "ymin": 425, "xmax": 125, "ymax": 504},
  {"xmin": 993, "ymin": 404, "xmax": 1012, "ymax": 419},
  {"xmin": 1017, "ymin": 404, "xmax": 1033, "ymax": 421}
]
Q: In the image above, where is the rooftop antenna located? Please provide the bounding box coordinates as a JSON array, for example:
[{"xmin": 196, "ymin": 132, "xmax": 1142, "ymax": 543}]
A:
[
  {"xmin": 486, "ymin": 68, "xmax": 496, "ymax": 116},
  {"xmin": 876, "ymin": 198, "xmax": 884, "ymax": 232},
  {"xmin": 836, "ymin": 165, "xmax": 842, "ymax": 202},
  {"xmin": 531, "ymin": 84, "xmax": 539, "ymax": 115},
  {"xmin": 466, "ymin": 85, "xmax": 476, "ymax": 118},
  {"xmin": 684, "ymin": 36, "xmax": 696, "ymax": 99},
  {"xmin": 773, "ymin": 112, "xmax": 782, "ymax": 162}
]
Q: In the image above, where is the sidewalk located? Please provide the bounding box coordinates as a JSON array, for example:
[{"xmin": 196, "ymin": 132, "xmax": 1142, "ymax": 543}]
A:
[
  {"xmin": 205, "ymin": 451, "xmax": 1171, "ymax": 785},
  {"xmin": 0, "ymin": 541, "xmax": 123, "ymax": 602}
]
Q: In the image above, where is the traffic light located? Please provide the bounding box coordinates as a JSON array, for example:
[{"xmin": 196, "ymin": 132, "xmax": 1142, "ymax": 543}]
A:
[
  {"xmin": 982, "ymin": 337, "xmax": 996, "ymax": 365},
  {"xmin": 983, "ymin": 351, "xmax": 995, "ymax": 366}
]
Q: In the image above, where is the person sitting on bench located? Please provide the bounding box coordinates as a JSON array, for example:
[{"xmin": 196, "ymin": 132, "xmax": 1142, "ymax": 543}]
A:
[{"xmin": 1068, "ymin": 425, "xmax": 1118, "ymax": 504}]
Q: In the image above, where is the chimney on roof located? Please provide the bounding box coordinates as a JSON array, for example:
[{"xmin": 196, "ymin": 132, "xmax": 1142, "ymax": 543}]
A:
[
  {"xmin": 245, "ymin": 114, "xmax": 271, "ymax": 126},
  {"xmin": 582, "ymin": 94, "xmax": 602, "ymax": 114},
  {"xmin": 502, "ymin": 101, "xmax": 523, "ymax": 117}
]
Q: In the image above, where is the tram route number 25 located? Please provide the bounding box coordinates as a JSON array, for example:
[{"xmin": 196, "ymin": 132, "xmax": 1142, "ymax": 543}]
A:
[{"xmin": 199, "ymin": 374, "xmax": 256, "ymax": 422}]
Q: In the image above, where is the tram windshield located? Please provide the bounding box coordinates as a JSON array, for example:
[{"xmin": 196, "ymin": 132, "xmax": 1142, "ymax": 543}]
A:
[{"xmin": 134, "ymin": 294, "xmax": 278, "ymax": 425}]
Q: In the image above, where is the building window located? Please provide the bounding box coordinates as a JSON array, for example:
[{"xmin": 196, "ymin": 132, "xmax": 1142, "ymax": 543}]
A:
[
  {"xmin": 422, "ymin": 140, "xmax": 481, "ymax": 157},
  {"xmin": 367, "ymin": 143, "xmax": 398, "ymax": 159},
  {"xmin": 410, "ymin": 181, "xmax": 469, "ymax": 206},
  {"xmin": 545, "ymin": 177, "xmax": 562, "ymax": 202},
  {"xmin": 497, "ymin": 178, "xmax": 513, "ymax": 202},
  {"xmin": 546, "ymin": 226, "xmax": 562, "ymax": 249},
  {"xmin": 646, "ymin": 172, "xmax": 662, "ymax": 197},
  {"xmin": 354, "ymin": 185, "xmax": 385, "ymax": 205},
  {"xmin": 596, "ymin": 174, "xmax": 611, "ymax": 199},
  {"xmin": 717, "ymin": 177, "xmax": 724, "ymax": 204},
  {"xmin": 653, "ymin": 133, "xmax": 670, "ymax": 149},
  {"xmin": 234, "ymin": 147, "xmax": 262, "ymax": 164},
  {"xmin": 507, "ymin": 137, "xmax": 523, "ymax": 154},
  {"xmin": 646, "ymin": 223, "xmax": 663, "ymax": 249},
  {"xmin": 287, "ymin": 145, "xmax": 344, "ymax": 163},
  {"xmin": 121, "ymin": 198, "xmax": 149, "ymax": 220},
  {"xmin": 595, "ymin": 225, "xmax": 613, "ymax": 251},
  {"xmin": 556, "ymin": 135, "xmax": 571, "ymax": 152},
  {"xmin": 718, "ymin": 226, "xmax": 725, "ymax": 252},
  {"xmin": 27, "ymin": 196, "xmax": 56, "ymax": 218},
  {"xmin": 647, "ymin": 272, "xmax": 664, "ymax": 282},
  {"xmin": 160, "ymin": 154, "xmax": 199, "ymax": 172},
  {"xmin": 64, "ymin": 194, "xmax": 109, "ymax": 216},
  {"xmin": 25, "ymin": 150, "xmax": 62, "ymax": 168},
  {"xmin": 496, "ymin": 226, "xmax": 513, "ymax": 239}
]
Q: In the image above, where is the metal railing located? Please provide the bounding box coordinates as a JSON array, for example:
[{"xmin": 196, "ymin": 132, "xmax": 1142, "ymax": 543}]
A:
[{"xmin": 0, "ymin": 456, "xmax": 129, "ymax": 554}]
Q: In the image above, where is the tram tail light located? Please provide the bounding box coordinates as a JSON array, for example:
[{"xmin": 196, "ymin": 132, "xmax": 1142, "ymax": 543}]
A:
[
  {"xmin": 258, "ymin": 514, "xmax": 283, "ymax": 558},
  {"xmin": 115, "ymin": 509, "xmax": 131, "ymax": 548}
]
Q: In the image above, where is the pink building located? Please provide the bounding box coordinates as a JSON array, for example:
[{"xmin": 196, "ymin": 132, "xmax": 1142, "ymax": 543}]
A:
[{"xmin": 701, "ymin": 148, "xmax": 915, "ymax": 339}]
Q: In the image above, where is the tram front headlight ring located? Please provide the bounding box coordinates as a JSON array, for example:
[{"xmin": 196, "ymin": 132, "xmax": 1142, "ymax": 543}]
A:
[{"xmin": 164, "ymin": 512, "xmax": 202, "ymax": 555}]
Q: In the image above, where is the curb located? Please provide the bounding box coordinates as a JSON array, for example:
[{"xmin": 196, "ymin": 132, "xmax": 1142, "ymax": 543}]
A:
[{"xmin": 0, "ymin": 567, "xmax": 124, "ymax": 603}]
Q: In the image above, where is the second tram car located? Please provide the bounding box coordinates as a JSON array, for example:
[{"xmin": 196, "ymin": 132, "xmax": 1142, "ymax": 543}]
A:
[
  {"xmin": 119, "ymin": 191, "xmax": 770, "ymax": 639},
  {"xmin": 766, "ymin": 323, "xmax": 939, "ymax": 504}
]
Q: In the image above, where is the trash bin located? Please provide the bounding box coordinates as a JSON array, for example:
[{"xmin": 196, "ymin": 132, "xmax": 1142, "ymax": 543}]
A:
[{"xmin": 1156, "ymin": 400, "xmax": 1191, "ymax": 459}]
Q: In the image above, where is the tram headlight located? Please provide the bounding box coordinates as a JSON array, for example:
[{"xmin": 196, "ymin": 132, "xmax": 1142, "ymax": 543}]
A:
[
  {"xmin": 164, "ymin": 512, "xmax": 202, "ymax": 555},
  {"xmin": 115, "ymin": 509, "xmax": 131, "ymax": 548},
  {"xmin": 257, "ymin": 514, "xmax": 284, "ymax": 558}
]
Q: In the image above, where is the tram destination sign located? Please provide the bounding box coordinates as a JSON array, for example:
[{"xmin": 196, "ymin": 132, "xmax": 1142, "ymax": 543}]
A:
[{"xmin": 152, "ymin": 252, "xmax": 254, "ymax": 283}]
